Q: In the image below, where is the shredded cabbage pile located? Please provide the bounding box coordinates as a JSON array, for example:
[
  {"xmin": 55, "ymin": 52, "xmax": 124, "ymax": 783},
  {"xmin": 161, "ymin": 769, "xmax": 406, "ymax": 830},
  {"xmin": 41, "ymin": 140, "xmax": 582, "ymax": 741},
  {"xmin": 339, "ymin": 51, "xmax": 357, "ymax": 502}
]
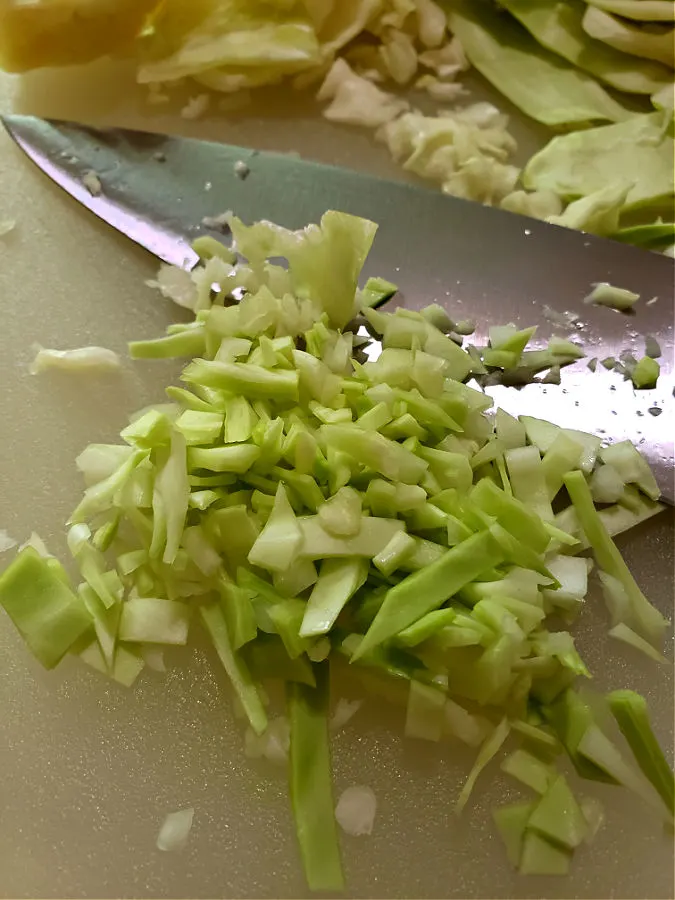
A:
[{"xmin": 0, "ymin": 210, "xmax": 672, "ymax": 888}]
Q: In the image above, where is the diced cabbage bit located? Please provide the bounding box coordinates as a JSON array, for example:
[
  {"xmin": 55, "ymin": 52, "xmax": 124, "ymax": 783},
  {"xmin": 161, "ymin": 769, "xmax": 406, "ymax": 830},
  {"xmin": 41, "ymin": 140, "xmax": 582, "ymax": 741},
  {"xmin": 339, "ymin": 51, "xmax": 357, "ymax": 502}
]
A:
[
  {"xmin": 584, "ymin": 282, "xmax": 640, "ymax": 311},
  {"xmin": 0, "ymin": 210, "xmax": 671, "ymax": 890}
]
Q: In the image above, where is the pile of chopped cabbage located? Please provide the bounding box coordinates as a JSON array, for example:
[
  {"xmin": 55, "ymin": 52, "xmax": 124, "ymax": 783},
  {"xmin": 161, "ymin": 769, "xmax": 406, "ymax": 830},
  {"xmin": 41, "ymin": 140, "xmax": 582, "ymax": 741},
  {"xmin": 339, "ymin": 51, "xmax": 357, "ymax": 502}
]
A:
[
  {"xmin": 0, "ymin": 210, "xmax": 672, "ymax": 889},
  {"xmin": 1, "ymin": 0, "xmax": 672, "ymax": 249}
]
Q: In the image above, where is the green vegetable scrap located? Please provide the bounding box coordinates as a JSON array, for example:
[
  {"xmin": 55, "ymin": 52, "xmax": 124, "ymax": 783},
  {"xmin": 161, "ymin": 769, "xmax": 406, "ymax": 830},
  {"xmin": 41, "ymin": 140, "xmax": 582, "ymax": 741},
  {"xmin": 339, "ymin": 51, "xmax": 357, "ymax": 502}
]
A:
[
  {"xmin": 288, "ymin": 665, "xmax": 344, "ymax": 892},
  {"xmin": 608, "ymin": 690, "xmax": 675, "ymax": 815},
  {"xmin": 359, "ymin": 277, "xmax": 399, "ymax": 310},
  {"xmin": 0, "ymin": 209, "xmax": 671, "ymax": 891},
  {"xmin": 614, "ymin": 221, "xmax": 675, "ymax": 249},
  {"xmin": 631, "ymin": 356, "xmax": 660, "ymax": 389},
  {"xmin": 0, "ymin": 548, "xmax": 93, "ymax": 669}
]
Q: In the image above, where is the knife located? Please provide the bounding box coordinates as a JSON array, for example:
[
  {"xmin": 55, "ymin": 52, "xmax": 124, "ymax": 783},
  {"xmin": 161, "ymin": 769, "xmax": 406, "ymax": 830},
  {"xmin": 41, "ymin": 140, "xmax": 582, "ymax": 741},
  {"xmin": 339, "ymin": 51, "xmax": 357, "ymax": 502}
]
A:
[{"xmin": 3, "ymin": 114, "xmax": 673, "ymax": 501}]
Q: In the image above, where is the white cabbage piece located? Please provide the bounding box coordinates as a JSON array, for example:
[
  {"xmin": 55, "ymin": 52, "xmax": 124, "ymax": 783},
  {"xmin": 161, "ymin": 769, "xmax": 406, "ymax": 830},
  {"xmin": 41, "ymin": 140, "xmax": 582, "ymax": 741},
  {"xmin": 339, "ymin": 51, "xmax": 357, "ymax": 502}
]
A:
[
  {"xmin": 146, "ymin": 263, "xmax": 199, "ymax": 310},
  {"xmin": 418, "ymin": 37, "xmax": 470, "ymax": 78},
  {"xmin": 180, "ymin": 93, "xmax": 211, "ymax": 119},
  {"xmin": 416, "ymin": 74, "xmax": 467, "ymax": 102},
  {"xmin": 379, "ymin": 28, "xmax": 418, "ymax": 84},
  {"xmin": 318, "ymin": 58, "xmax": 410, "ymax": 126},
  {"xmin": 330, "ymin": 698, "xmax": 364, "ymax": 732},
  {"xmin": 335, "ymin": 785, "xmax": 378, "ymax": 835},
  {"xmin": 244, "ymin": 716, "xmax": 291, "ymax": 765},
  {"xmin": 315, "ymin": 0, "xmax": 383, "ymax": 58},
  {"xmin": 414, "ymin": 0, "xmax": 448, "ymax": 48},
  {"xmin": 377, "ymin": 0, "xmax": 417, "ymax": 33}
]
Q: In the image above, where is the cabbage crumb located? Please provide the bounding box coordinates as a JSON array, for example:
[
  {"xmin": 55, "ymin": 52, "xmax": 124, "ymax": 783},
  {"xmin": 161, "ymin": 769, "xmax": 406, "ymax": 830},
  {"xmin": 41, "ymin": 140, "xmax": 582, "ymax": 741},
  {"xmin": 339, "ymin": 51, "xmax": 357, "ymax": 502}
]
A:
[
  {"xmin": 82, "ymin": 171, "xmax": 102, "ymax": 197},
  {"xmin": 181, "ymin": 94, "xmax": 210, "ymax": 120},
  {"xmin": 0, "ymin": 530, "xmax": 18, "ymax": 554}
]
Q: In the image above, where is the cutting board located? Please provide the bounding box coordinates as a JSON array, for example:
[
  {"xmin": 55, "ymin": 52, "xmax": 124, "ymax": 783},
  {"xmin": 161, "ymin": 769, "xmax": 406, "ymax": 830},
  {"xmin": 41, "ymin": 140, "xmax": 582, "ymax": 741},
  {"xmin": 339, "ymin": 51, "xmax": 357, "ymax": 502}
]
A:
[{"xmin": 0, "ymin": 65, "xmax": 673, "ymax": 900}]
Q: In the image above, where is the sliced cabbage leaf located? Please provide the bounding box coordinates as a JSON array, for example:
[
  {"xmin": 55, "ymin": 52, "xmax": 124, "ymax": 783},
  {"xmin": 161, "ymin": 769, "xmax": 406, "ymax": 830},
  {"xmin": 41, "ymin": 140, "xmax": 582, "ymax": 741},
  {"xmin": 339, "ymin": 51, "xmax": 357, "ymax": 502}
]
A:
[
  {"xmin": 584, "ymin": 0, "xmax": 675, "ymax": 23},
  {"xmin": 582, "ymin": 6, "xmax": 675, "ymax": 67},
  {"xmin": 524, "ymin": 112, "xmax": 675, "ymax": 209},
  {"xmin": 499, "ymin": 0, "xmax": 672, "ymax": 94},
  {"xmin": 445, "ymin": 0, "xmax": 631, "ymax": 126},
  {"xmin": 548, "ymin": 182, "xmax": 632, "ymax": 236},
  {"xmin": 138, "ymin": 0, "xmax": 322, "ymax": 84},
  {"xmin": 613, "ymin": 219, "xmax": 675, "ymax": 248}
]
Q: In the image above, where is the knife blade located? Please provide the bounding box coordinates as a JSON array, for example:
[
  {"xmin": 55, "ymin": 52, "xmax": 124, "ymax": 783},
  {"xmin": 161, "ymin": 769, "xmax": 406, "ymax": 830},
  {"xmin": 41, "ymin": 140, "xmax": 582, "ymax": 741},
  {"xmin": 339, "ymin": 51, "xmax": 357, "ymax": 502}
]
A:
[{"xmin": 3, "ymin": 113, "xmax": 673, "ymax": 501}]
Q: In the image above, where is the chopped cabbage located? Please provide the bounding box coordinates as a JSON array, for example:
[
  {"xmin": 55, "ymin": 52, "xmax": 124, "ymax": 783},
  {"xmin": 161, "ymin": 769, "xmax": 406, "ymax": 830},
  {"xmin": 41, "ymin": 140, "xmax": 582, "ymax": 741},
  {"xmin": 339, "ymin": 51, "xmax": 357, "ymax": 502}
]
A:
[
  {"xmin": 1, "ymin": 208, "xmax": 671, "ymax": 893},
  {"xmin": 378, "ymin": 105, "xmax": 520, "ymax": 205}
]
